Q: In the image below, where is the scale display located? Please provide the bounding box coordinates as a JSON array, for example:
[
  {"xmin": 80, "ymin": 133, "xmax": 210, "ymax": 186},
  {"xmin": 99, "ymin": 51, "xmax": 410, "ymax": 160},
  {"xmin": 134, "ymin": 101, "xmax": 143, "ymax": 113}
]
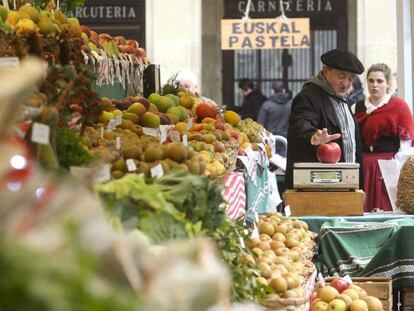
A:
[{"xmin": 310, "ymin": 171, "xmax": 341, "ymax": 183}]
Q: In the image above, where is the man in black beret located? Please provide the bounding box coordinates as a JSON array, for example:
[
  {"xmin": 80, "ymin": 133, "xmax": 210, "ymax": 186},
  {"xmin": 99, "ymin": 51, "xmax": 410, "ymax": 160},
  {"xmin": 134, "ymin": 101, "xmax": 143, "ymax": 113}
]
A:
[{"xmin": 285, "ymin": 49, "xmax": 365, "ymax": 189}]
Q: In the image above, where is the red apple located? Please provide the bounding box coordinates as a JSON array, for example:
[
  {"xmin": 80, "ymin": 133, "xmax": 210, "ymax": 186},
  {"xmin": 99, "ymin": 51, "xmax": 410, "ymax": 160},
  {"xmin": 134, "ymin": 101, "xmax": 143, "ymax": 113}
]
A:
[
  {"xmin": 196, "ymin": 103, "xmax": 217, "ymax": 120},
  {"xmin": 316, "ymin": 142, "xmax": 341, "ymax": 163},
  {"xmin": 331, "ymin": 278, "xmax": 350, "ymax": 293}
]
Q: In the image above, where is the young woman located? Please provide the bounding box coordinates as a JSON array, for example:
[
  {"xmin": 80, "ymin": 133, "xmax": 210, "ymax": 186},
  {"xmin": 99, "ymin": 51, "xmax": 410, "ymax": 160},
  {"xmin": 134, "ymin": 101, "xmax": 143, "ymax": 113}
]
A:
[{"xmin": 353, "ymin": 63, "xmax": 414, "ymax": 212}]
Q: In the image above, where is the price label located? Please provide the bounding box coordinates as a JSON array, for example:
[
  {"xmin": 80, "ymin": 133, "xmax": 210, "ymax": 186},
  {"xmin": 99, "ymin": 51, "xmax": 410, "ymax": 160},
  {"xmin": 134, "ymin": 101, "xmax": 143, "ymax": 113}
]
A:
[
  {"xmin": 239, "ymin": 237, "xmax": 245, "ymax": 249},
  {"xmin": 342, "ymin": 275, "xmax": 353, "ymax": 284},
  {"xmin": 107, "ymin": 119, "xmax": 116, "ymax": 132},
  {"xmin": 100, "ymin": 126, "xmax": 104, "ymax": 139},
  {"xmin": 318, "ymin": 272, "xmax": 326, "ymax": 287},
  {"xmin": 187, "ymin": 118, "xmax": 193, "ymax": 129},
  {"xmin": 150, "ymin": 163, "xmax": 164, "ymax": 178},
  {"xmin": 116, "ymin": 137, "xmax": 121, "ymax": 150},
  {"xmin": 143, "ymin": 127, "xmax": 159, "ymax": 137},
  {"xmin": 115, "ymin": 115, "xmax": 122, "ymax": 126},
  {"xmin": 251, "ymin": 223, "xmax": 260, "ymax": 239},
  {"xmin": 159, "ymin": 125, "xmax": 169, "ymax": 144},
  {"xmin": 126, "ymin": 159, "xmax": 137, "ymax": 172},
  {"xmin": 0, "ymin": 57, "xmax": 19, "ymax": 70},
  {"xmin": 245, "ymin": 148, "xmax": 261, "ymax": 162},
  {"xmin": 182, "ymin": 134, "xmax": 188, "ymax": 145},
  {"xmin": 254, "ymin": 212, "xmax": 259, "ymax": 222},
  {"xmin": 285, "ymin": 205, "xmax": 292, "ymax": 217},
  {"xmin": 94, "ymin": 164, "xmax": 111, "ymax": 183},
  {"xmin": 169, "ymin": 131, "xmax": 181, "ymax": 142},
  {"xmin": 31, "ymin": 122, "xmax": 50, "ymax": 145}
]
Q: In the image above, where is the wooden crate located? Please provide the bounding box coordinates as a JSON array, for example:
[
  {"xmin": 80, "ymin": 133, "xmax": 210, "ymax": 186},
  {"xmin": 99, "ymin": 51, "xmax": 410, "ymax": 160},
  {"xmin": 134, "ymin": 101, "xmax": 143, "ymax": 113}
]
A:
[
  {"xmin": 325, "ymin": 277, "xmax": 392, "ymax": 311},
  {"xmin": 284, "ymin": 189, "xmax": 365, "ymax": 216},
  {"xmin": 404, "ymin": 287, "xmax": 414, "ymax": 307}
]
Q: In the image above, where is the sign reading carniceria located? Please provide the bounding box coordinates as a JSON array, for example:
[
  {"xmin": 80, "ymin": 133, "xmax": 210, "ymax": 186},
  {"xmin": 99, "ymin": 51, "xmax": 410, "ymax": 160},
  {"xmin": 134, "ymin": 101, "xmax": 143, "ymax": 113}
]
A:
[{"xmin": 221, "ymin": 18, "xmax": 310, "ymax": 50}]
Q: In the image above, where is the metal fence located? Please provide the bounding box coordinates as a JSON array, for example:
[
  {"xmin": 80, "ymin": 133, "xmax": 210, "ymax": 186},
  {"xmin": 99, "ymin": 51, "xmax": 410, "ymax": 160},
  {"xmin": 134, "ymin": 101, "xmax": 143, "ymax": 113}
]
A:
[{"xmin": 233, "ymin": 29, "xmax": 337, "ymax": 106}]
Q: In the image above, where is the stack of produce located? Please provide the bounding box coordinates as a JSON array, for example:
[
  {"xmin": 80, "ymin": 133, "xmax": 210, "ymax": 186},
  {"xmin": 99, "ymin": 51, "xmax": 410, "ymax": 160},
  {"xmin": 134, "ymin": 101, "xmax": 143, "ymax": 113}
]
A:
[
  {"xmin": 311, "ymin": 278, "xmax": 384, "ymax": 311},
  {"xmin": 241, "ymin": 213, "xmax": 317, "ymax": 310}
]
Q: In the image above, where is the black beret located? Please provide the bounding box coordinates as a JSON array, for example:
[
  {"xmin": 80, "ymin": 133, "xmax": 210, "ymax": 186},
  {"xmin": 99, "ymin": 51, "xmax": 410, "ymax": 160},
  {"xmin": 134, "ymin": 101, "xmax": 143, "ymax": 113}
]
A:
[{"xmin": 321, "ymin": 49, "xmax": 364, "ymax": 74}]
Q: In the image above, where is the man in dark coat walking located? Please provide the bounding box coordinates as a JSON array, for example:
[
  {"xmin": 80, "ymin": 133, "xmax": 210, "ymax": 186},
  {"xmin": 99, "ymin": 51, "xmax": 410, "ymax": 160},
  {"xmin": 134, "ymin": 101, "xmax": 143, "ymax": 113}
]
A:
[
  {"xmin": 238, "ymin": 79, "xmax": 267, "ymax": 121},
  {"xmin": 286, "ymin": 49, "xmax": 365, "ymax": 189}
]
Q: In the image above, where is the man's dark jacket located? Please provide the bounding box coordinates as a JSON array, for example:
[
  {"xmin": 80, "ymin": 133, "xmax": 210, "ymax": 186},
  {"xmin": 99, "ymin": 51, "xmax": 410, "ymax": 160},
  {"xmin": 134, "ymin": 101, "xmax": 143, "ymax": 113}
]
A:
[
  {"xmin": 240, "ymin": 89, "xmax": 267, "ymax": 121},
  {"xmin": 285, "ymin": 83, "xmax": 364, "ymax": 189}
]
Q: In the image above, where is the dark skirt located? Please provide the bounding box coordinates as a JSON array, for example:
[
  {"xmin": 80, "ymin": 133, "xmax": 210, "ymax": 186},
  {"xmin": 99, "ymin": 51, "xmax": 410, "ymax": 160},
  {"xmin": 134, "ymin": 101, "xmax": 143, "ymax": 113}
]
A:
[{"xmin": 363, "ymin": 151, "xmax": 396, "ymax": 212}]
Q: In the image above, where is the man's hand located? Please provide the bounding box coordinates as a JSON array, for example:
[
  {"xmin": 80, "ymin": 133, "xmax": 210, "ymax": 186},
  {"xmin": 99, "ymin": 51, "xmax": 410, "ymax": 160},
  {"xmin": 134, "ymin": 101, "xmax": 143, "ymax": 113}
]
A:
[{"xmin": 310, "ymin": 128, "xmax": 341, "ymax": 145}]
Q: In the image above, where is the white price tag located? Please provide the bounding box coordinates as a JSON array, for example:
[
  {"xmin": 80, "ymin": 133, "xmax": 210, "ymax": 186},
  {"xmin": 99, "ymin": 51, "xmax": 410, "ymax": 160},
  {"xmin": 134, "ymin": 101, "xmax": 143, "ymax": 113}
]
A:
[
  {"xmin": 94, "ymin": 164, "xmax": 111, "ymax": 183},
  {"xmin": 342, "ymin": 275, "xmax": 353, "ymax": 284},
  {"xmin": 285, "ymin": 205, "xmax": 292, "ymax": 217},
  {"xmin": 0, "ymin": 57, "xmax": 19, "ymax": 70},
  {"xmin": 115, "ymin": 115, "xmax": 122, "ymax": 126},
  {"xmin": 100, "ymin": 127, "xmax": 104, "ymax": 139},
  {"xmin": 239, "ymin": 237, "xmax": 245, "ymax": 249},
  {"xmin": 159, "ymin": 125, "xmax": 169, "ymax": 144},
  {"xmin": 107, "ymin": 119, "xmax": 116, "ymax": 132},
  {"xmin": 126, "ymin": 159, "xmax": 137, "ymax": 172},
  {"xmin": 169, "ymin": 131, "xmax": 181, "ymax": 142},
  {"xmin": 182, "ymin": 134, "xmax": 188, "ymax": 145},
  {"xmin": 143, "ymin": 127, "xmax": 159, "ymax": 137},
  {"xmin": 116, "ymin": 137, "xmax": 121, "ymax": 150},
  {"xmin": 187, "ymin": 118, "xmax": 193, "ymax": 129},
  {"xmin": 251, "ymin": 223, "xmax": 260, "ymax": 239},
  {"xmin": 254, "ymin": 212, "xmax": 259, "ymax": 222},
  {"xmin": 31, "ymin": 122, "xmax": 50, "ymax": 145},
  {"xmin": 150, "ymin": 163, "xmax": 164, "ymax": 178},
  {"xmin": 318, "ymin": 272, "xmax": 326, "ymax": 287},
  {"xmin": 245, "ymin": 148, "xmax": 261, "ymax": 162}
]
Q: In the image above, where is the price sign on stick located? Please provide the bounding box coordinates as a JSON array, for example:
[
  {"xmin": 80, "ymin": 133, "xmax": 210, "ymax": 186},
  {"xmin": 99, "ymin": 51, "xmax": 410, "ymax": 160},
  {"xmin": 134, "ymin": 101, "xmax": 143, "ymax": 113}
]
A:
[
  {"xmin": 126, "ymin": 159, "xmax": 137, "ymax": 172},
  {"xmin": 31, "ymin": 123, "xmax": 50, "ymax": 145}
]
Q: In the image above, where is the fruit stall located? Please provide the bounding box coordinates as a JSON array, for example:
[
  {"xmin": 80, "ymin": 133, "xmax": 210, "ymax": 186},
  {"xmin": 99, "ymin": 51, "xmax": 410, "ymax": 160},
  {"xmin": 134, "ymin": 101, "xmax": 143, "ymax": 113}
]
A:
[{"xmin": 0, "ymin": 2, "xmax": 414, "ymax": 311}]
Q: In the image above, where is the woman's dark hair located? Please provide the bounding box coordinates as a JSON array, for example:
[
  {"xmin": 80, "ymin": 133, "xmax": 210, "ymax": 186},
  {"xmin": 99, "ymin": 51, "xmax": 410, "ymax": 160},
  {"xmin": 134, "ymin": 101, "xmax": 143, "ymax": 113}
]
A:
[{"xmin": 238, "ymin": 78, "xmax": 255, "ymax": 91}]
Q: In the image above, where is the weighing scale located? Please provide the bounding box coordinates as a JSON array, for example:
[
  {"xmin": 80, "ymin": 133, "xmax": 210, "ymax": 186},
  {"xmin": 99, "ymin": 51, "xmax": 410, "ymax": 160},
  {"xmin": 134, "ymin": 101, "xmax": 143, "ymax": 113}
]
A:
[{"xmin": 293, "ymin": 162, "xmax": 360, "ymax": 190}]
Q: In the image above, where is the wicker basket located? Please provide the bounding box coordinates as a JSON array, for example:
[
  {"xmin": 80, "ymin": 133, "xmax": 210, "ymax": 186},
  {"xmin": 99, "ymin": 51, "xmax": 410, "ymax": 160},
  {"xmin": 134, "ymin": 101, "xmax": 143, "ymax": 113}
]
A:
[
  {"xmin": 264, "ymin": 269, "xmax": 317, "ymax": 311},
  {"xmin": 265, "ymin": 294, "xmax": 309, "ymax": 311}
]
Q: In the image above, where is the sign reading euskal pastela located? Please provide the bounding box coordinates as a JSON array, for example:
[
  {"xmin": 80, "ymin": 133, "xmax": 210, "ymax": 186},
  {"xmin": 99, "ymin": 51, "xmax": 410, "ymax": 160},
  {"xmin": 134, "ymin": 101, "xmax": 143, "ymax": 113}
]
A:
[
  {"xmin": 68, "ymin": 0, "xmax": 145, "ymax": 47},
  {"xmin": 221, "ymin": 18, "xmax": 310, "ymax": 50}
]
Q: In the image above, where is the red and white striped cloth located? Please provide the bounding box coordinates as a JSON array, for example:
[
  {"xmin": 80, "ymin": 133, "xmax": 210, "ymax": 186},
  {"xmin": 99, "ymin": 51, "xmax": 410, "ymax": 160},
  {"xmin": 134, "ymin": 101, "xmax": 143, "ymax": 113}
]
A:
[{"xmin": 223, "ymin": 172, "xmax": 246, "ymax": 220}]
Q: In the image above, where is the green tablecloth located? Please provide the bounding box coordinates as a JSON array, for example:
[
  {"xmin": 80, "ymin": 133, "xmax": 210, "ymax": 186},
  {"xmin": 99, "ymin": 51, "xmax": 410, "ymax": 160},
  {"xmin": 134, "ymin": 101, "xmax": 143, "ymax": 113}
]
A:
[
  {"xmin": 298, "ymin": 213, "xmax": 414, "ymax": 233},
  {"xmin": 245, "ymin": 166, "xmax": 271, "ymax": 224},
  {"xmin": 93, "ymin": 82, "xmax": 127, "ymax": 100},
  {"xmin": 317, "ymin": 218, "xmax": 414, "ymax": 287}
]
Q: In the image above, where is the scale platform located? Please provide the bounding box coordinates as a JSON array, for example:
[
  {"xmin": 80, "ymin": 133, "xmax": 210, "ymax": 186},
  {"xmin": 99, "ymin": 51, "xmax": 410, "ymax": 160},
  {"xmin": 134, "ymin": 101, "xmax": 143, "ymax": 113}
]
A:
[{"xmin": 293, "ymin": 162, "xmax": 359, "ymax": 190}]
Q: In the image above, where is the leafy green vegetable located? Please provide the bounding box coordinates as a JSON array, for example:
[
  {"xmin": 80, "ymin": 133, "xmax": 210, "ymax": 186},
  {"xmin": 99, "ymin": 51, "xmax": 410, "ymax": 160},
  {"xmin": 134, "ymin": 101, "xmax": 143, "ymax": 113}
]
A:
[
  {"xmin": 154, "ymin": 170, "xmax": 226, "ymax": 231},
  {"xmin": 95, "ymin": 174, "xmax": 199, "ymax": 243},
  {"xmin": 55, "ymin": 127, "xmax": 94, "ymax": 169},
  {"xmin": 208, "ymin": 219, "xmax": 272, "ymax": 302},
  {"xmin": 0, "ymin": 232, "xmax": 144, "ymax": 311}
]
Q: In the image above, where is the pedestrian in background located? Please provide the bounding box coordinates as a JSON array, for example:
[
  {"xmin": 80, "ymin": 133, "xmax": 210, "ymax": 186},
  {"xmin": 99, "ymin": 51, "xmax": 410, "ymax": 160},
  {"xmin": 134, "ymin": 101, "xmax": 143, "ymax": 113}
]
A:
[
  {"xmin": 238, "ymin": 78, "xmax": 267, "ymax": 121},
  {"xmin": 347, "ymin": 75, "xmax": 365, "ymax": 104},
  {"xmin": 257, "ymin": 80, "xmax": 291, "ymax": 157}
]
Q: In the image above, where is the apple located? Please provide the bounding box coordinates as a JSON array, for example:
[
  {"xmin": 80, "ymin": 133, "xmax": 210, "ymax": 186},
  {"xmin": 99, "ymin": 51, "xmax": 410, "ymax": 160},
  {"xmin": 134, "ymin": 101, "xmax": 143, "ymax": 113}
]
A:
[
  {"xmin": 316, "ymin": 142, "xmax": 341, "ymax": 163},
  {"xmin": 330, "ymin": 278, "xmax": 349, "ymax": 293}
]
